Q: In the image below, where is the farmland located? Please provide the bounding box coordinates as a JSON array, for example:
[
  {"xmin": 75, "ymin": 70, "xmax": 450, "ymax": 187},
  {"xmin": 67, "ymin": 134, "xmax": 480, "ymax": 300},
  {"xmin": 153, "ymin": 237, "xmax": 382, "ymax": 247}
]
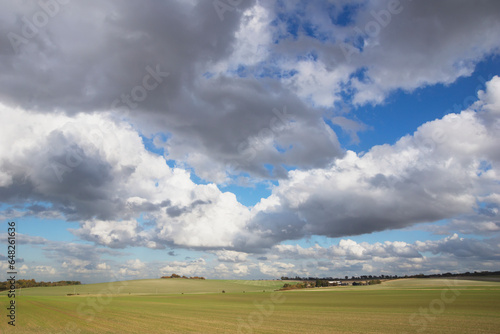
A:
[{"xmin": 1, "ymin": 278, "xmax": 500, "ymax": 333}]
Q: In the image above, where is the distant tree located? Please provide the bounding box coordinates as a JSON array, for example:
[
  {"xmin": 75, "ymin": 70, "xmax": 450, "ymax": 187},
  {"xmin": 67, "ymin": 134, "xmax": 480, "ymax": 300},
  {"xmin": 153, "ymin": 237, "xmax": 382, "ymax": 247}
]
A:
[{"xmin": 0, "ymin": 279, "xmax": 80, "ymax": 291}]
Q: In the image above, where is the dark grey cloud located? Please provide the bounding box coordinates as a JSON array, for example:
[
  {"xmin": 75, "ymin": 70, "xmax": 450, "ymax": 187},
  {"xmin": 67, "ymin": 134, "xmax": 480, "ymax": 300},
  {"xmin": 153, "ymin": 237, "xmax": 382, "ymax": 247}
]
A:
[
  {"xmin": 0, "ymin": 0, "xmax": 342, "ymax": 182},
  {"xmin": 0, "ymin": 0, "xmax": 249, "ymax": 112},
  {"xmin": 128, "ymin": 200, "xmax": 171, "ymax": 214},
  {"xmin": 166, "ymin": 200, "xmax": 211, "ymax": 218},
  {"xmin": 416, "ymin": 234, "xmax": 500, "ymax": 261},
  {"xmin": 234, "ymin": 211, "xmax": 307, "ymax": 251},
  {"xmin": 0, "ymin": 131, "xmax": 119, "ymax": 221},
  {"xmin": 142, "ymin": 74, "xmax": 343, "ymax": 181},
  {"xmin": 423, "ymin": 201, "xmax": 500, "ymax": 236}
]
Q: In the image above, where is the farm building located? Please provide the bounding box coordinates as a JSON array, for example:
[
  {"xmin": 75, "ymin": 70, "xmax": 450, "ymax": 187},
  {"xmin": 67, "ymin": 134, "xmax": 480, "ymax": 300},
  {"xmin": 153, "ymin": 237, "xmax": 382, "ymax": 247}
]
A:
[{"xmin": 327, "ymin": 281, "xmax": 343, "ymax": 286}]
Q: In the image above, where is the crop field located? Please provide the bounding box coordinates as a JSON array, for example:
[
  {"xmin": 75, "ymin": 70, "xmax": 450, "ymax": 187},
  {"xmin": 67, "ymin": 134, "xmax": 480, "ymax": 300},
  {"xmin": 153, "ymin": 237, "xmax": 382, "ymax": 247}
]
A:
[
  {"xmin": 5, "ymin": 279, "xmax": 286, "ymax": 297},
  {"xmin": 1, "ymin": 278, "xmax": 500, "ymax": 333}
]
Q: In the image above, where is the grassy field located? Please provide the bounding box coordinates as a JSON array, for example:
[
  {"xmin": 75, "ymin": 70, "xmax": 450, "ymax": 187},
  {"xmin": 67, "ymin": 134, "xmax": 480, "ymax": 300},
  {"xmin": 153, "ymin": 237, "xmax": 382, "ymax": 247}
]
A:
[
  {"xmin": 1, "ymin": 278, "xmax": 499, "ymax": 333},
  {"xmin": 6, "ymin": 279, "xmax": 286, "ymax": 297}
]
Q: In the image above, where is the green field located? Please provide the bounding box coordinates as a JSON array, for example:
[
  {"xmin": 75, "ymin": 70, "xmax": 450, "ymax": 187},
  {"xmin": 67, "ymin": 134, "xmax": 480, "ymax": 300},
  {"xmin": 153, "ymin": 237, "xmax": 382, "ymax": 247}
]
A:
[
  {"xmin": 1, "ymin": 278, "xmax": 500, "ymax": 333},
  {"xmin": 5, "ymin": 279, "xmax": 286, "ymax": 297}
]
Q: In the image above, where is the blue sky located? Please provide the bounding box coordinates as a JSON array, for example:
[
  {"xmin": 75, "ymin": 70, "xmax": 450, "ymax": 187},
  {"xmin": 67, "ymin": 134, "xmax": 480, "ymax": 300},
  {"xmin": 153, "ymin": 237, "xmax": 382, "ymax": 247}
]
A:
[{"xmin": 1, "ymin": 0, "xmax": 500, "ymax": 283}]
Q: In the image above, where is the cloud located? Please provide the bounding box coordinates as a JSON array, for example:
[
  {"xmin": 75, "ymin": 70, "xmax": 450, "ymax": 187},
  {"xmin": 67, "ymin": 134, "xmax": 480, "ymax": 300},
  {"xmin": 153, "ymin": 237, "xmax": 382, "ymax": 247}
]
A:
[
  {"xmin": 262, "ymin": 234, "xmax": 500, "ymax": 277},
  {"xmin": 0, "ymin": 106, "xmax": 251, "ymax": 249},
  {"xmin": 422, "ymin": 204, "xmax": 500, "ymax": 236},
  {"xmin": 9, "ymin": 232, "xmax": 500, "ymax": 281},
  {"xmin": 212, "ymin": 250, "xmax": 249, "ymax": 263},
  {"xmin": 0, "ymin": 0, "xmax": 250, "ymax": 112},
  {"xmin": 272, "ymin": 244, "xmax": 325, "ymax": 259},
  {"xmin": 2, "ymin": 233, "xmax": 126, "ymax": 280},
  {"xmin": 159, "ymin": 258, "xmax": 207, "ymax": 277},
  {"xmin": 61, "ymin": 259, "xmax": 94, "ymax": 274},
  {"xmin": 118, "ymin": 259, "xmax": 147, "ymax": 277},
  {"xmin": 2, "ymin": 1, "xmax": 499, "ymax": 185},
  {"xmin": 240, "ymin": 76, "xmax": 500, "ymax": 248},
  {"xmin": 258, "ymin": 261, "xmax": 295, "ymax": 277},
  {"xmin": 18, "ymin": 264, "xmax": 29, "ymax": 275},
  {"xmin": 256, "ymin": 0, "xmax": 500, "ymax": 107},
  {"xmin": 1, "ymin": 76, "xmax": 499, "ymax": 252},
  {"xmin": 1, "ymin": 1, "xmax": 499, "ymax": 185},
  {"xmin": 213, "ymin": 263, "xmax": 230, "ymax": 277},
  {"xmin": 32, "ymin": 265, "xmax": 56, "ymax": 275},
  {"xmin": 158, "ymin": 80, "xmax": 343, "ymax": 182},
  {"xmin": 71, "ymin": 219, "xmax": 146, "ymax": 249},
  {"xmin": 329, "ymin": 116, "xmax": 369, "ymax": 144},
  {"xmin": 232, "ymin": 263, "xmax": 250, "ymax": 276},
  {"xmin": 415, "ymin": 234, "xmax": 500, "ymax": 260},
  {"xmin": 272, "ymin": 240, "xmax": 422, "ymax": 261},
  {"xmin": 96, "ymin": 263, "xmax": 110, "ymax": 270},
  {"xmin": 0, "ymin": 0, "xmax": 344, "ymax": 182},
  {"xmin": 347, "ymin": 0, "xmax": 500, "ymax": 105}
]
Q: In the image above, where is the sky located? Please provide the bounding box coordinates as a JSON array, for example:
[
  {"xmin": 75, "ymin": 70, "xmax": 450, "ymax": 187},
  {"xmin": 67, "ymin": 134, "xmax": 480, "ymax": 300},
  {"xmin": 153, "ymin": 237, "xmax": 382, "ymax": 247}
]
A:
[{"xmin": 0, "ymin": 0, "xmax": 500, "ymax": 284}]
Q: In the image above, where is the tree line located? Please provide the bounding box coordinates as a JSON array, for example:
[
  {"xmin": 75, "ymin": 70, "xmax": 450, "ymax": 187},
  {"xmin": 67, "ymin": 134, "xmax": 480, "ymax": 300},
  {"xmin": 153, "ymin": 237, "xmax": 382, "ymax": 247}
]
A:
[
  {"xmin": 161, "ymin": 274, "xmax": 205, "ymax": 279},
  {"xmin": 0, "ymin": 279, "xmax": 81, "ymax": 291},
  {"xmin": 280, "ymin": 270, "xmax": 500, "ymax": 281}
]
